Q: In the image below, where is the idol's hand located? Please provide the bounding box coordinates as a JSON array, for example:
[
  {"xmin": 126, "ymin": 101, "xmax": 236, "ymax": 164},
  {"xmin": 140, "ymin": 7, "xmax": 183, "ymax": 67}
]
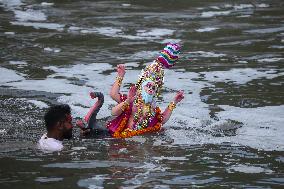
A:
[
  {"xmin": 117, "ymin": 64, "xmax": 125, "ymax": 77},
  {"xmin": 174, "ymin": 90, "xmax": 184, "ymax": 104},
  {"xmin": 127, "ymin": 85, "xmax": 137, "ymax": 103},
  {"xmin": 90, "ymin": 92, "xmax": 96, "ymax": 99}
]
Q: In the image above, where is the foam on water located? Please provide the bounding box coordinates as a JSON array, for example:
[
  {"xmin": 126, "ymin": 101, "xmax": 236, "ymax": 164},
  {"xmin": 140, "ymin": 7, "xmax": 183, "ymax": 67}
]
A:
[
  {"xmin": 0, "ymin": 67, "xmax": 25, "ymax": 83},
  {"xmin": 201, "ymin": 11, "xmax": 231, "ymax": 18},
  {"xmin": 9, "ymin": 60, "xmax": 27, "ymax": 65},
  {"xmin": 216, "ymin": 39, "xmax": 265, "ymax": 46},
  {"xmin": 257, "ymin": 3, "xmax": 270, "ymax": 8},
  {"xmin": 41, "ymin": 2, "xmax": 54, "ymax": 6},
  {"xmin": 0, "ymin": 0, "xmax": 22, "ymax": 9},
  {"xmin": 217, "ymin": 105, "xmax": 284, "ymax": 151},
  {"xmin": 163, "ymin": 69, "xmax": 211, "ymax": 120},
  {"xmin": 96, "ymin": 27, "xmax": 122, "ymax": 36},
  {"xmin": 0, "ymin": 129, "xmax": 7, "ymax": 135},
  {"xmin": 153, "ymin": 156, "xmax": 188, "ymax": 161},
  {"xmin": 200, "ymin": 3, "xmax": 270, "ymax": 19},
  {"xmin": 71, "ymin": 147, "xmax": 87, "ymax": 151},
  {"xmin": 201, "ymin": 68, "xmax": 284, "ymax": 85},
  {"xmin": 226, "ymin": 164, "xmax": 273, "ymax": 174},
  {"xmin": 69, "ymin": 26, "xmax": 175, "ymax": 41},
  {"xmin": 189, "ymin": 51, "xmax": 226, "ymax": 58},
  {"xmin": 123, "ymin": 62, "xmax": 140, "ymax": 68},
  {"xmin": 162, "ymin": 175, "xmax": 222, "ymax": 185},
  {"xmin": 43, "ymin": 63, "xmax": 116, "ymax": 118},
  {"xmin": 77, "ymin": 175, "xmax": 106, "ymax": 189},
  {"xmin": 1, "ymin": 0, "xmax": 65, "ymax": 31},
  {"xmin": 2, "ymin": 0, "xmax": 46, "ymax": 22},
  {"xmin": 257, "ymin": 58, "xmax": 284, "ymax": 63},
  {"xmin": 162, "ymin": 68, "xmax": 283, "ymax": 151},
  {"xmin": 80, "ymin": 27, "xmax": 122, "ymax": 37},
  {"xmin": 224, "ymin": 4, "xmax": 233, "ymax": 8},
  {"xmin": 137, "ymin": 29, "xmax": 174, "ymax": 37},
  {"xmin": 35, "ymin": 177, "xmax": 63, "ymax": 183},
  {"xmin": 14, "ymin": 9, "xmax": 47, "ymax": 22},
  {"xmin": 160, "ymin": 39, "xmax": 182, "ymax": 44},
  {"xmin": 270, "ymin": 45, "xmax": 284, "ymax": 49},
  {"xmin": 7, "ymin": 78, "xmax": 87, "ymax": 94},
  {"xmin": 195, "ymin": 27, "xmax": 219, "ymax": 32},
  {"xmin": 44, "ymin": 47, "xmax": 61, "ymax": 53},
  {"xmin": 117, "ymin": 28, "xmax": 175, "ymax": 41},
  {"xmin": 233, "ymin": 4, "xmax": 254, "ymax": 10},
  {"xmin": 11, "ymin": 21, "xmax": 65, "ymax": 31},
  {"xmin": 244, "ymin": 26, "xmax": 284, "ymax": 34},
  {"xmin": 1, "ymin": 60, "xmax": 283, "ymax": 151},
  {"xmin": 121, "ymin": 3, "xmax": 131, "ymax": 7},
  {"xmin": 129, "ymin": 51, "xmax": 158, "ymax": 60},
  {"xmin": 210, "ymin": 6, "xmax": 220, "ymax": 10},
  {"xmin": 44, "ymin": 160, "xmax": 141, "ymax": 169},
  {"xmin": 26, "ymin": 99, "xmax": 49, "ymax": 109},
  {"xmin": 122, "ymin": 162, "xmax": 169, "ymax": 186},
  {"xmin": 4, "ymin": 31, "xmax": 15, "ymax": 35},
  {"xmin": 238, "ymin": 60, "xmax": 248, "ymax": 64},
  {"xmin": 237, "ymin": 15, "xmax": 251, "ymax": 18}
]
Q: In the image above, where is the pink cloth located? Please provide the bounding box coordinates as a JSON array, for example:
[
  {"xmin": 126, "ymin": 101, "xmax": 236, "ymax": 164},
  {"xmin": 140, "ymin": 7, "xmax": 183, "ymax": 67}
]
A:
[{"xmin": 106, "ymin": 93, "xmax": 160, "ymax": 136}]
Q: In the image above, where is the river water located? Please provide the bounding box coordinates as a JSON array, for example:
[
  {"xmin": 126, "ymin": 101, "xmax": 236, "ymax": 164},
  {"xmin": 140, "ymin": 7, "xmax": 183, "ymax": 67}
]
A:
[{"xmin": 0, "ymin": 0, "xmax": 283, "ymax": 188}]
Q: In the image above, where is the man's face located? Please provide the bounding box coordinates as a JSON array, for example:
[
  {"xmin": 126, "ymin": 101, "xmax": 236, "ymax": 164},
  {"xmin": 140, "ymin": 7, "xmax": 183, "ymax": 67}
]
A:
[{"xmin": 60, "ymin": 114, "xmax": 73, "ymax": 140}]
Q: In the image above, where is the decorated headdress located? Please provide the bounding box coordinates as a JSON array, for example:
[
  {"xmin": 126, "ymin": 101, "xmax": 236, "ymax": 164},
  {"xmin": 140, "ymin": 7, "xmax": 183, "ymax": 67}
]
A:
[
  {"xmin": 157, "ymin": 43, "xmax": 181, "ymax": 68},
  {"xmin": 135, "ymin": 43, "xmax": 181, "ymax": 97}
]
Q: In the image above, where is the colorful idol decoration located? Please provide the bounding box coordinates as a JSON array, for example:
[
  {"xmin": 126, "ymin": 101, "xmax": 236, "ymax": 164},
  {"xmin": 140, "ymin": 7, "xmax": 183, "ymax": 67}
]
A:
[{"xmin": 107, "ymin": 43, "xmax": 181, "ymax": 138}]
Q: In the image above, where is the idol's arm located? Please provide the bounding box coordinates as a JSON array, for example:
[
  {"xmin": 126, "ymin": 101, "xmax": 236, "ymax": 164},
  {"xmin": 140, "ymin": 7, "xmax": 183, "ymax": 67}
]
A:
[
  {"xmin": 84, "ymin": 92, "xmax": 104, "ymax": 122},
  {"xmin": 109, "ymin": 64, "xmax": 125, "ymax": 103},
  {"xmin": 162, "ymin": 90, "xmax": 184, "ymax": 124},
  {"xmin": 111, "ymin": 99, "xmax": 130, "ymax": 116},
  {"xmin": 111, "ymin": 85, "xmax": 136, "ymax": 116},
  {"xmin": 76, "ymin": 92, "xmax": 104, "ymax": 132}
]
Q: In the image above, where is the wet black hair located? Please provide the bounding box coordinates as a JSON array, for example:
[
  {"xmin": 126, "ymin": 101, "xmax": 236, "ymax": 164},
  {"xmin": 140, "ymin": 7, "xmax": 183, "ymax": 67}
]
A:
[{"xmin": 44, "ymin": 104, "xmax": 71, "ymax": 132}]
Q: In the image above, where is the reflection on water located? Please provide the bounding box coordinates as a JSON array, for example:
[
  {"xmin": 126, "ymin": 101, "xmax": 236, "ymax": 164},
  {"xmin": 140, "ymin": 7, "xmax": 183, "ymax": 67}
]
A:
[{"xmin": 0, "ymin": 0, "xmax": 284, "ymax": 188}]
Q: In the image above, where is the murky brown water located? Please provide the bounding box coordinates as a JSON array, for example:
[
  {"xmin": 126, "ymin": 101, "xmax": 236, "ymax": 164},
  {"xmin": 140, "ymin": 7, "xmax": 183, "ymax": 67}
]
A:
[{"xmin": 0, "ymin": 0, "xmax": 283, "ymax": 188}]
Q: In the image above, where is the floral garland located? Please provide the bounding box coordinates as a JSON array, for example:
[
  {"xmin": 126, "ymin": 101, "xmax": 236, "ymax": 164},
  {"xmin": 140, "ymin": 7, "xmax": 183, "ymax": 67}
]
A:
[
  {"xmin": 112, "ymin": 107, "xmax": 163, "ymax": 138},
  {"xmin": 132, "ymin": 93, "xmax": 156, "ymax": 130}
]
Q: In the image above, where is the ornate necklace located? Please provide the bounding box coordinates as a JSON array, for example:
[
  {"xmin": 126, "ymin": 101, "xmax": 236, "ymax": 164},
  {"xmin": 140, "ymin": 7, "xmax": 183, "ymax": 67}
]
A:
[{"xmin": 133, "ymin": 94, "xmax": 155, "ymax": 130}]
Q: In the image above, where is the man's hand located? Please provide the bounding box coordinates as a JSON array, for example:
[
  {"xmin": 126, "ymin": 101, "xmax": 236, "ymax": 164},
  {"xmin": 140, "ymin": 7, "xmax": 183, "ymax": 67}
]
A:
[
  {"xmin": 174, "ymin": 90, "xmax": 184, "ymax": 104},
  {"xmin": 117, "ymin": 64, "xmax": 126, "ymax": 77}
]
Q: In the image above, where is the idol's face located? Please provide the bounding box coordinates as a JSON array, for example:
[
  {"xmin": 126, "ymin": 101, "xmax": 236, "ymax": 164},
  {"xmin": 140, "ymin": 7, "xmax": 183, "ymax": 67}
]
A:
[{"xmin": 143, "ymin": 81, "xmax": 156, "ymax": 95}]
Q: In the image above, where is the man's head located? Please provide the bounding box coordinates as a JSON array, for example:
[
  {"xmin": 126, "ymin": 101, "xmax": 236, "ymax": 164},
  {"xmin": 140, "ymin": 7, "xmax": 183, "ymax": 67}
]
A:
[{"xmin": 44, "ymin": 104, "xmax": 73, "ymax": 140}]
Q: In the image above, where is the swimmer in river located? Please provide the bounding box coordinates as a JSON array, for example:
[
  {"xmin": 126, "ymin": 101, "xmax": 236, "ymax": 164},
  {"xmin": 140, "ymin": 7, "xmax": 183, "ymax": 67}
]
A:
[
  {"xmin": 38, "ymin": 92, "xmax": 104, "ymax": 151},
  {"xmin": 38, "ymin": 104, "xmax": 73, "ymax": 152}
]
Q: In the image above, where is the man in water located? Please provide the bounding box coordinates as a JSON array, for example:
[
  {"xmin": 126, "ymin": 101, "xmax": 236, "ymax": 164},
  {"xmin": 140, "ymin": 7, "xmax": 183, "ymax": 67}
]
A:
[{"xmin": 38, "ymin": 104, "xmax": 73, "ymax": 152}]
